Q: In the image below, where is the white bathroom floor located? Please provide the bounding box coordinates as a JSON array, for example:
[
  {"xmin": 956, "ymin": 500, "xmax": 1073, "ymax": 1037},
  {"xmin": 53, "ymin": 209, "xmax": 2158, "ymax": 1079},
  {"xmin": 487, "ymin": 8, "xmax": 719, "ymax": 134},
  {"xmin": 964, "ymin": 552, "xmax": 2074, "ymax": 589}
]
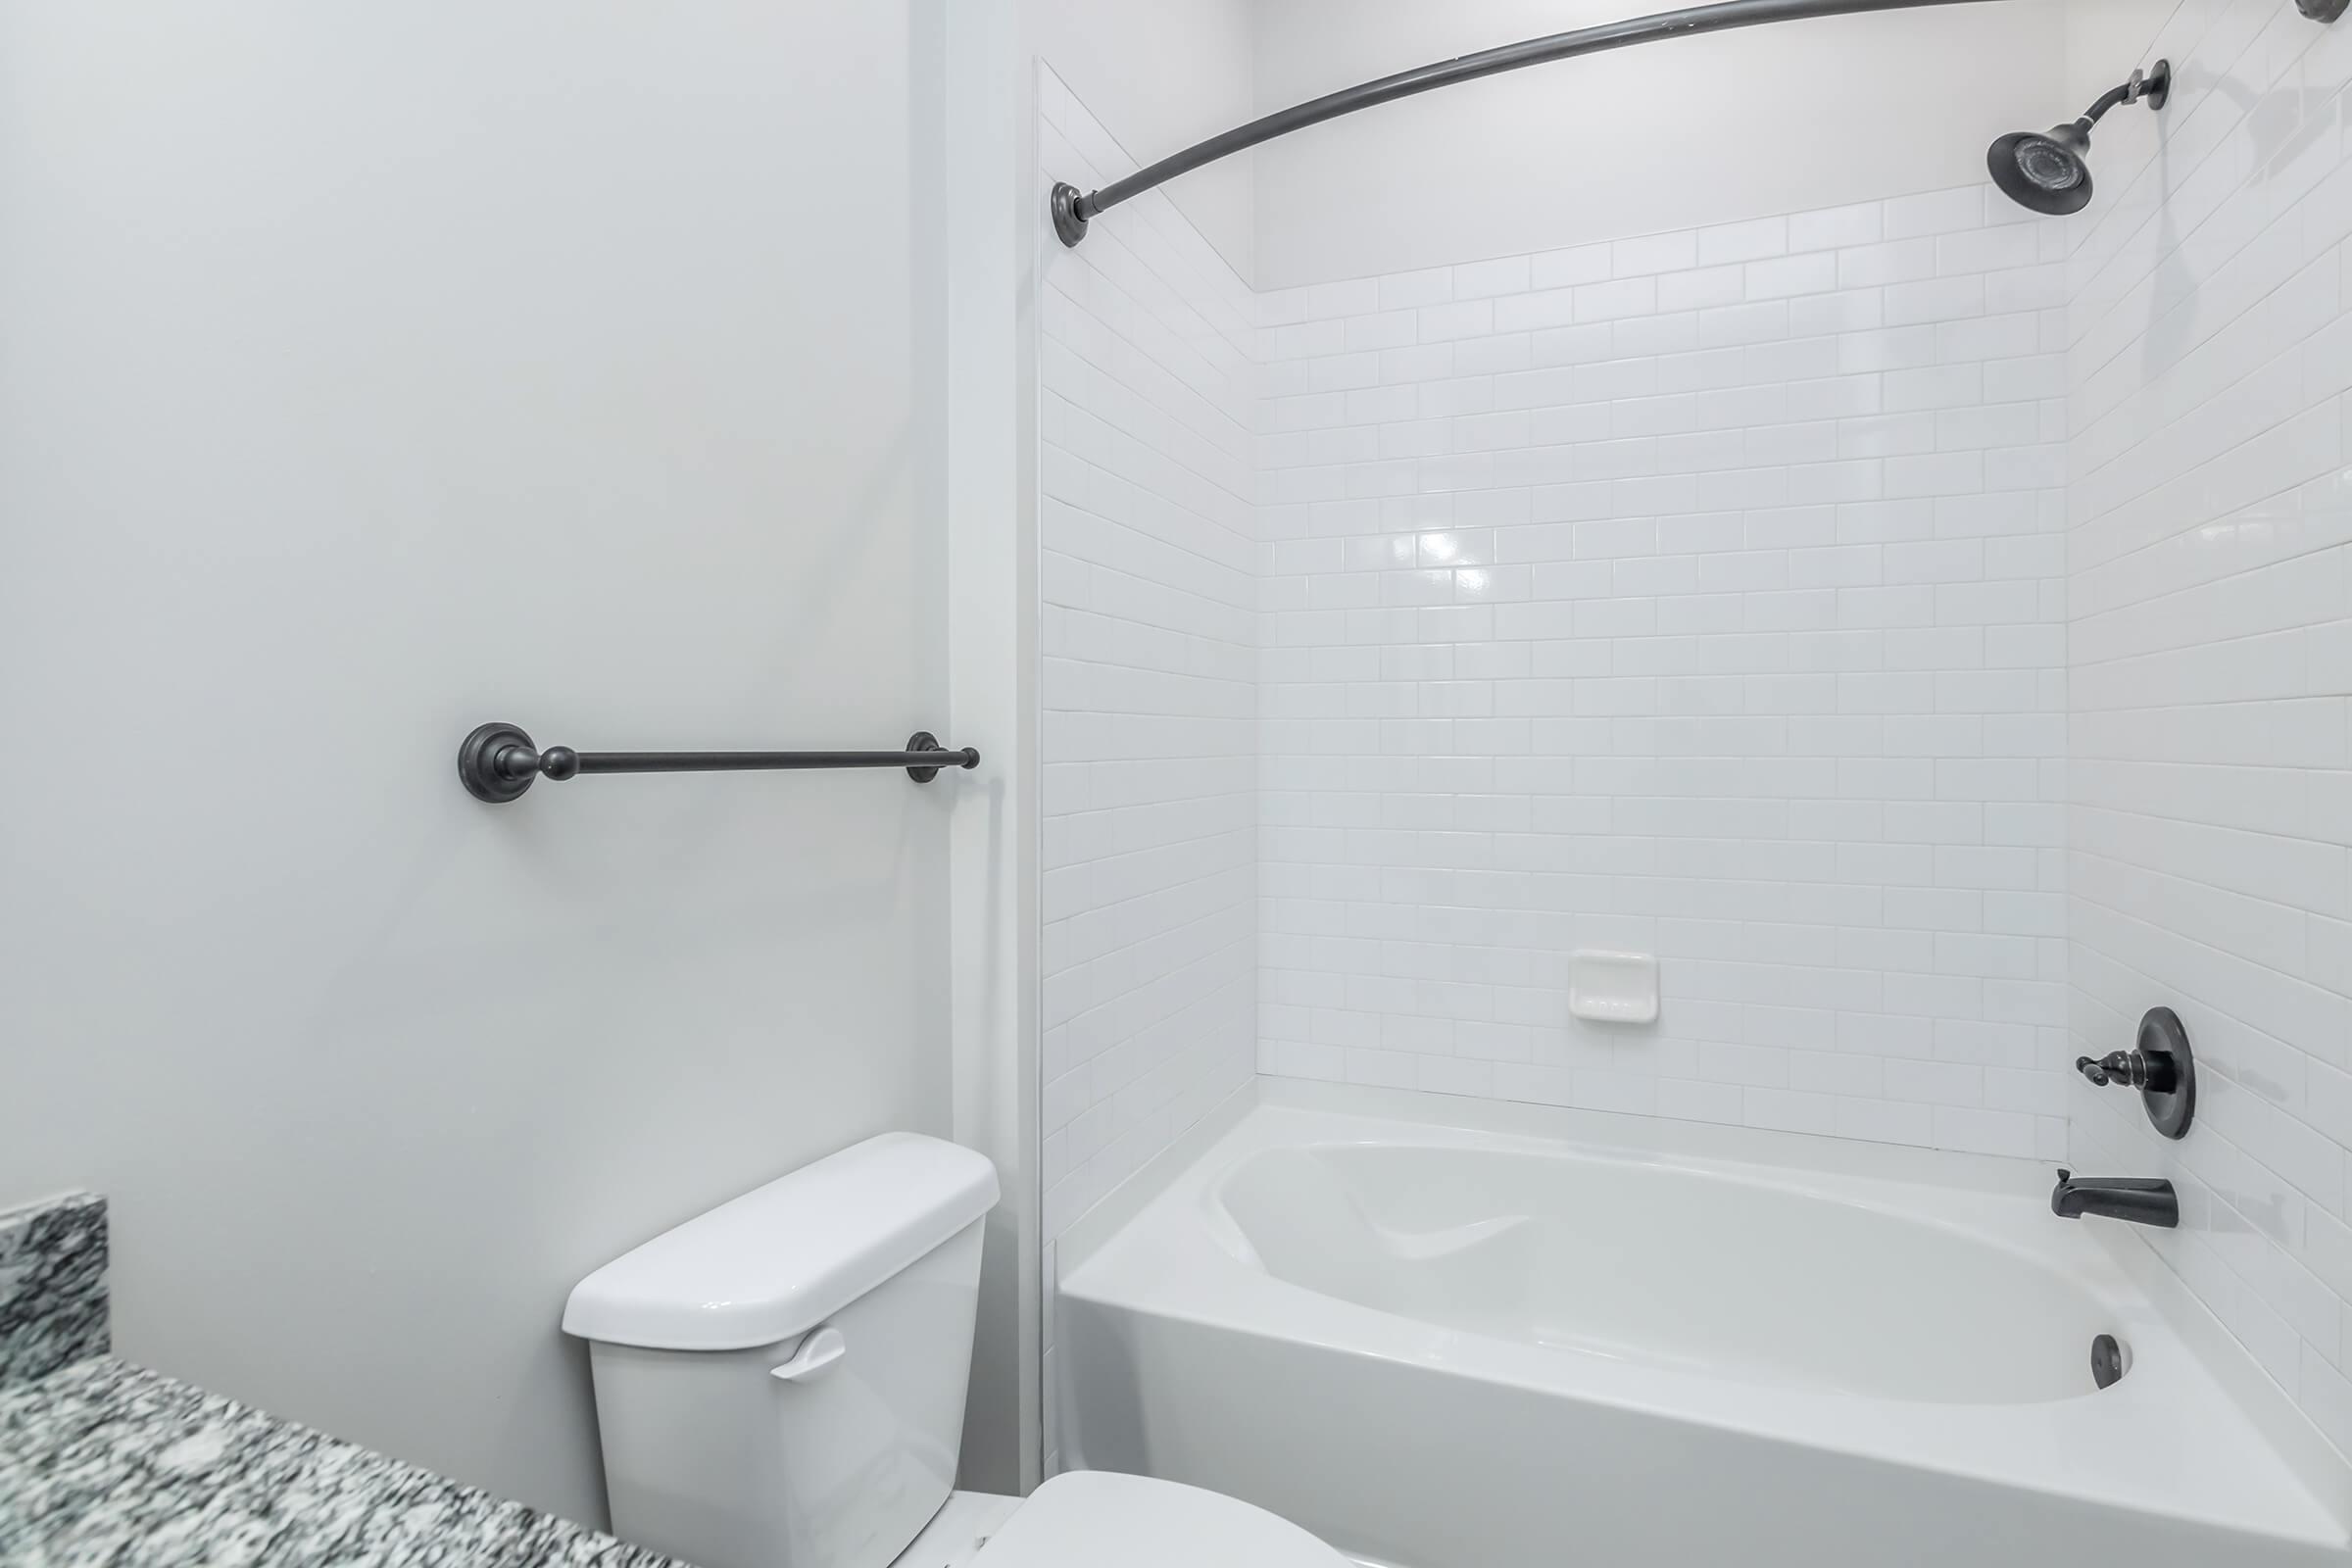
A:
[{"xmin": 897, "ymin": 1493, "xmax": 1024, "ymax": 1568}]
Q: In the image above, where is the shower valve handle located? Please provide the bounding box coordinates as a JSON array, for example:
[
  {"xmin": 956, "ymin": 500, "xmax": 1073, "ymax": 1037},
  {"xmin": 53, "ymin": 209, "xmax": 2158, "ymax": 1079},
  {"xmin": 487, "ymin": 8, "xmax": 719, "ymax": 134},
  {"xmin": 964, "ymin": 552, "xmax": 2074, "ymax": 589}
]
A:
[
  {"xmin": 2076, "ymin": 1009, "xmax": 2198, "ymax": 1142},
  {"xmin": 2075, "ymin": 1050, "xmax": 2176, "ymax": 1094}
]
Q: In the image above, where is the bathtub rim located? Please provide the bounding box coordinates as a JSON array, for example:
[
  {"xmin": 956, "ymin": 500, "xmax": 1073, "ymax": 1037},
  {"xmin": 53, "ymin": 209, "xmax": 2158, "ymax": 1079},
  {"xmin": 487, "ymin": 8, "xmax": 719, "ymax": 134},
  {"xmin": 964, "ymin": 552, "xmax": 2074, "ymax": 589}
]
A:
[
  {"xmin": 1055, "ymin": 1077, "xmax": 2352, "ymax": 1544},
  {"xmin": 1202, "ymin": 1139, "xmax": 2144, "ymax": 1408},
  {"xmin": 1059, "ymin": 1076, "xmax": 2053, "ymax": 1277}
]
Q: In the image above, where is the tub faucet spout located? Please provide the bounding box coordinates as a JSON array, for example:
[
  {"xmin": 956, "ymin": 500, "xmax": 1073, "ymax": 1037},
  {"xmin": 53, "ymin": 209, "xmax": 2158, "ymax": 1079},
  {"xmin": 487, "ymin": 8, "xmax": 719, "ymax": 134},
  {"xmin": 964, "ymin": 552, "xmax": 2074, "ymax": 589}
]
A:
[{"xmin": 2050, "ymin": 1169, "xmax": 2178, "ymax": 1228}]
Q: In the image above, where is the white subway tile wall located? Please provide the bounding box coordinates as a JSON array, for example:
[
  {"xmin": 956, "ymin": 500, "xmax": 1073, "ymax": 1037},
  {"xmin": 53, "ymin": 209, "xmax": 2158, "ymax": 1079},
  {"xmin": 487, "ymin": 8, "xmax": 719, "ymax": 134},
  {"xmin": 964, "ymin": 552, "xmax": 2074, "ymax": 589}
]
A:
[
  {"xmin": 1037, "ymin": 71, "xmax": 1257, "ymax": 1470},
  {"xmin": 1041, "ymin": 0, "xmax": 2352, "ymax": 1471},
  {"xmin": 1254, "ymin": 187, "xmax": 2074, "ymax": 1158},
  {"xmin": 2066, "ymin": 0, "xmax": 2352, "ymax": 1458}
]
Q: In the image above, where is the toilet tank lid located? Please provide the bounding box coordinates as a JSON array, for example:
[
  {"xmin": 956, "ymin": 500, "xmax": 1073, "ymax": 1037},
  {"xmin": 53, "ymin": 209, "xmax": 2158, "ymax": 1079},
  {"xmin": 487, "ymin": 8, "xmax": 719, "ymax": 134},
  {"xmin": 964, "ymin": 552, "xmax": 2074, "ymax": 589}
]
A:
[{"xmin": 562, "ymin": 1132, "xmax": 1000, "ymax": 1351}]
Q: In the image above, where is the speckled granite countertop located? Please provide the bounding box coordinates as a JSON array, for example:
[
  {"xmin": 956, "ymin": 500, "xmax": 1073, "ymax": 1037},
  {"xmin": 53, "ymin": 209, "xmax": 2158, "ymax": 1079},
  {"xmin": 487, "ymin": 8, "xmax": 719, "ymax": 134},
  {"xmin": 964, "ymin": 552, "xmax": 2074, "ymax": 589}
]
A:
[
  {"xmin": 0, "ymin": 1194, "xmax": 685, "ymax": 1568},
  {"xmin": 0, "ymin": 1356, "xmax": 686, "ymax": 1568}
]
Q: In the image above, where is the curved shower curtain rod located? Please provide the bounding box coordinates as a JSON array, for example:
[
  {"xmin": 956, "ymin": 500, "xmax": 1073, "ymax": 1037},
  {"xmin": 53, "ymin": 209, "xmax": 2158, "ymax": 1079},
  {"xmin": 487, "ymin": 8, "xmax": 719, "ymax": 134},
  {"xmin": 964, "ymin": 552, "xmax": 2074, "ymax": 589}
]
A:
[{"xmin": 1052, "ymin": 0, "xmax": 1997, "ymax": 248}]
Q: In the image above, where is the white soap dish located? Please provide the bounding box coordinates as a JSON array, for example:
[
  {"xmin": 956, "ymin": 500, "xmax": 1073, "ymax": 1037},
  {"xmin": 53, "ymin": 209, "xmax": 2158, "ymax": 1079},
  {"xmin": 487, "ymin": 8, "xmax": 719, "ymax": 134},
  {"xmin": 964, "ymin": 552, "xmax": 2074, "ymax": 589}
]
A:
[{"xmin": 1568, "ymin": 951, "xmax": 1659, "ymax": 1024}]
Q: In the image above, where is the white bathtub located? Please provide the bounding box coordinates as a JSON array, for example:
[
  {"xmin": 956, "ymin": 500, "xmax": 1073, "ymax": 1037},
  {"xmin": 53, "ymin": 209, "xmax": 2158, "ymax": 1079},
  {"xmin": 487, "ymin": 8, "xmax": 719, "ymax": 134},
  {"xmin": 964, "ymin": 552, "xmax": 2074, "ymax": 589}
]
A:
[{"xmin": 1056, "ymin": 1084, "xmax": 2352, "ymax": 1568}]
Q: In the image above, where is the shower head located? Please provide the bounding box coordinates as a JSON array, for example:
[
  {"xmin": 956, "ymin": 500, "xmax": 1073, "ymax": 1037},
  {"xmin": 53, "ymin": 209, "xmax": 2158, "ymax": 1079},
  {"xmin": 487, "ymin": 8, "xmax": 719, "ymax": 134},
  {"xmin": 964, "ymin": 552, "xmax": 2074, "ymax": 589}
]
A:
[
  {"xmin": 1987, "ymin": 60, "xmax": 2170, "ymax": 217},
  {"xmin": 1988, "ymin": 123, "xmax": 2094, "ymax": 215}
]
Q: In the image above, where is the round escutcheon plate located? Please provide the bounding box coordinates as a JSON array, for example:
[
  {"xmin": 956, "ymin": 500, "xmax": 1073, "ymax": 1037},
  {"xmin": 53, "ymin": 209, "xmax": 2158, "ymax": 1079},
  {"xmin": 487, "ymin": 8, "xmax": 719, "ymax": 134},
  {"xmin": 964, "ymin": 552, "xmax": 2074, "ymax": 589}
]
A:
[
  {"xmin": 2137, "ymin": 1005, "xmax": 2194, "ymax": 1141},
  {"xmin": 460, "ymin": 722, "xmax": 537, "ymax": 804}
]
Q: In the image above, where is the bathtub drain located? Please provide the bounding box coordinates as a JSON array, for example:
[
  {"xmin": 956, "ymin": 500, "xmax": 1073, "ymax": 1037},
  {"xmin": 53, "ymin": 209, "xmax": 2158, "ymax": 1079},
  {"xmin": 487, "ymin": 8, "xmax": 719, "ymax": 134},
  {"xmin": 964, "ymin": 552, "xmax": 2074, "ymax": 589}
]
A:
[{"xmin": 2090, "ymin": 1334, "xmax": 2127, "ymax": 1390}]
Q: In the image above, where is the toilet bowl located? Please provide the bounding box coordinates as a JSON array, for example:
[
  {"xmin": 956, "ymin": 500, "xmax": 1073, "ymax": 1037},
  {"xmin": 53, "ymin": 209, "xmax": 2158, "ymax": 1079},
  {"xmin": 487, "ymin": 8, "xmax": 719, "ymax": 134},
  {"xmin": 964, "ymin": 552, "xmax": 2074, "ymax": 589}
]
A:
[{"xmin": 563, "ymin": 1132, "xmax": 1346, "ymax": 1568}]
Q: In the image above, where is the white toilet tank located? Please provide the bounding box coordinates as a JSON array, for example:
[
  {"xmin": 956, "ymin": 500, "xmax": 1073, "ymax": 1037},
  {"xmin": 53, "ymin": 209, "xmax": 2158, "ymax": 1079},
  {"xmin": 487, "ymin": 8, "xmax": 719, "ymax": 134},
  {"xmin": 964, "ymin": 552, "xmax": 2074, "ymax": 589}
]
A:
[{"xmin": 564, "ymin": 1133, "xmax": 1001, "ymax": 1568}]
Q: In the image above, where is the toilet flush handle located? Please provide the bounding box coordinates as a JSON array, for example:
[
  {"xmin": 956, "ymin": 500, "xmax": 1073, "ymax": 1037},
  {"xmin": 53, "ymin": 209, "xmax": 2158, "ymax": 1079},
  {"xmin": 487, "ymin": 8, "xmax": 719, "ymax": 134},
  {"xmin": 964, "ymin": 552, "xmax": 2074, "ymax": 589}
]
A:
[{"xmin": 769, "ymin": 1326, "xmax": 847, "ymax": 1385}]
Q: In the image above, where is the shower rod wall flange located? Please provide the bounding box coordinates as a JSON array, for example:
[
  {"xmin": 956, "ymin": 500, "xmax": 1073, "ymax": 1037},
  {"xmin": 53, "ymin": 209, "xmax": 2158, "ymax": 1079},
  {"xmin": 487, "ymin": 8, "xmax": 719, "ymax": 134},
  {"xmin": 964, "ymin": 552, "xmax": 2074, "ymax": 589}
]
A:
[
  {"xmin": 1054, "ymin": 0, "xmax": 2028, "ymax": 247},
  {"xmin": 1052, "ymin": 181, "xmax": 1092, "ymax": 248},
  {"xmin": 457, "ymin": 723, "xmax": 979, "ymax": 804}
]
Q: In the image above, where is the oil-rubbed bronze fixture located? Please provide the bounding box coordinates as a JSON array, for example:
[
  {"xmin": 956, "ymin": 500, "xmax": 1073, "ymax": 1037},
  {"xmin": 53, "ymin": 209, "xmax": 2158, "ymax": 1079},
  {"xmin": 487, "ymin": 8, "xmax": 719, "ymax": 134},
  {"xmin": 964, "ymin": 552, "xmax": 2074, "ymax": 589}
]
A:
[
  {"xmin": 2075, "ymin": 1006, "xmax": 2195, "ymax": 1140},
  {"xmin": 1051, "ymin": 0, "xmax": 2005, "ymax": 248},
  {"xmin": 458, "ymin": 723, "xmax": 978, "ymax": 805},
  {"xmin": 2051, "ymin": 1170, "xmax": 2179, "ymax": 1228},
  {"xmin": 1986, "ymin": 61, "xmax": 2170, "ymax": 217}
]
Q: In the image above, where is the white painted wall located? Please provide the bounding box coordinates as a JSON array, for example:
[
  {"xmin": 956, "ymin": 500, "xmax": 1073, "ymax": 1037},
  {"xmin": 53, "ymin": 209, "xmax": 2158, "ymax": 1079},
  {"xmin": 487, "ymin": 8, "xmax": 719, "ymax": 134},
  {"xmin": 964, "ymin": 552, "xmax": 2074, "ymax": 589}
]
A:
[
  {"xmin": 934, "ymin": 0, "xmax": 1046, "ymax": 1498},
  {"xmin": 0, "ymin": 3, "xmax": 957, "ymax": 1529},
  {"xmin": 1251, "ymin": 0, "xmax": 2076, "ymax": 288}
]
